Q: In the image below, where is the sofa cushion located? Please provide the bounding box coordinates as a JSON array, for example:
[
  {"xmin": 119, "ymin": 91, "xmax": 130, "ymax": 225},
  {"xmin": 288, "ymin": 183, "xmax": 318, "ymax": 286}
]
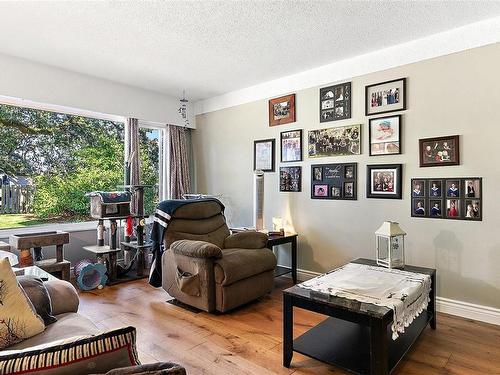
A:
[
  {"xmin": 214, "ymin": 248, "xmax": 277, "ymax": 286},
  {"xmin": 0, "ymin": 326, "xmax": 140, "ymax": 375},
  {"xmin": 17, "ymin": 276, "xmax": 57, "ymax": 326},
  {"xmin": 0, "ymin": 258, "xmax": 45, "ymax": 349},
  {"xmin": 7, "ymin": 312, "xmax": 100, "ymax": 350},
  {"xmin": 93, "ymin": 362, "xmax": 187, "ymax": 375},
  {"xmin": 223, "ymin": 231, "xmax": 268, "ymax": 249}
]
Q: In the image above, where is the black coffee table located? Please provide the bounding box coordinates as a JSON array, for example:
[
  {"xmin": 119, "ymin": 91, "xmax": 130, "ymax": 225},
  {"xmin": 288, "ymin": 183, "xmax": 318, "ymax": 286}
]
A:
[{"xmin": 283, "ymin": 258, "xmax": 436, "ymax": 375}]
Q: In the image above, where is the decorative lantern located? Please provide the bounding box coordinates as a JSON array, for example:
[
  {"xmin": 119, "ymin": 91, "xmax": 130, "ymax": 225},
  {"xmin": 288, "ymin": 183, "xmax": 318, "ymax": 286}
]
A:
[{"xmin": 375, "ymin": 221, "xmax": 406, "ymax": 269}]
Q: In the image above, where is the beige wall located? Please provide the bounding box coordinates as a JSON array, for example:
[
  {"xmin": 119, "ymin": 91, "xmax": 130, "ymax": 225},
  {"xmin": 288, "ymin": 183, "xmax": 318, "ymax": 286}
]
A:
[{"xmin": 193, "ymin": 43, "xmax": 500, "ymax": 309}]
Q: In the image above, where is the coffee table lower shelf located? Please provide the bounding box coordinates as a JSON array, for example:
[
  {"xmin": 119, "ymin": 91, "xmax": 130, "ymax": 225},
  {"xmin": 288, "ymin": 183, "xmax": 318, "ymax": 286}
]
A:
[{"xmin": 293, "ymin": 311, "xmax": 432, "ymax": 375}]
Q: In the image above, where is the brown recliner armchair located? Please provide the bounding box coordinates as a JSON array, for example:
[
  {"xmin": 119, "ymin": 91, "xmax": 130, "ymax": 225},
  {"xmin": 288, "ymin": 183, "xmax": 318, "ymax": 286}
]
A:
[{"xmin": 161, "ymin": 200, "xmax": 277, "ymax": 312}]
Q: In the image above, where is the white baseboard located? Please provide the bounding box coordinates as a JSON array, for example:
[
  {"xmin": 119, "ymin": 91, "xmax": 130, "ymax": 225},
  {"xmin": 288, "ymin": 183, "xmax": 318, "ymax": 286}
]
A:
[
  {"xmin": 436, "ymin": 297, "xmax": 500, "ymax": 326},
  {"xmin": 281, "ymin": 265, "xmax": 500, "ymax": 326}
]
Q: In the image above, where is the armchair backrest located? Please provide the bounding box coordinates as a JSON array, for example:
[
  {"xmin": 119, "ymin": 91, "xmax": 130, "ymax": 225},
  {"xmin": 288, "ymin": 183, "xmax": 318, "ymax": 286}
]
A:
[{"xmin": 164, "ymin": 200, "xmax": 230, "ymax": 249}]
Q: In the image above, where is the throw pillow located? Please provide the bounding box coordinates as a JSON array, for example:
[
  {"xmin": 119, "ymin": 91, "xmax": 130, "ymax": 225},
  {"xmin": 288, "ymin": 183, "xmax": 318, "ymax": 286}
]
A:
[
  {"xmin": 0, "ymin": 258, "xmax": 45, "ymax": 349},
  {"xmin": 0, "ymin": 326, "xmax": 140, "ymax": 375},
  {"xmin": 17, "ymin": 276, "xmax": 57, "ymax": 326},
  {"xmin": 94, "ymin": 362, "xmax": 187, "ymax": 375}
]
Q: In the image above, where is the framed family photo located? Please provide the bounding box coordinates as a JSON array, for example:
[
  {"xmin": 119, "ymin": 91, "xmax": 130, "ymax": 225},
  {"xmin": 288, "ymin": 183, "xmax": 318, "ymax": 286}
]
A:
[
  {"xmin": 269, "ymin": 94, "xmax": 296, "ymax": 126},
  {"xmin": 366, "ymin": 164, "xmax": 402, "ymax": 199},
  {"xmin": 311, "ymin": 163, "xmax": 357, "ymax": 200},
  {"xmin": 365, "ymin": 78, "xmax": 406, "ymax": 116},
  {"xmin": 369, "ymin": 115, "xmax": 401, "ymax": 156},
  {"xmin": 280, "ymin": 166, "xmax": 301, "ymax": 192},
  {"xmin": 308, "ymin": 124, "xmax": 361, "ymax": 158},
  {"xmin": 280, "ymin": 129, "xmax": 302, "ymax": 162},
  {"xmin": 253, "ymin": 139, "xmax": 275, "ymax": 172},
  {"xmin": 419, "ymin": 135, "xmax": 459, "ymax": 167},
  {"xmin": 319, "ymin": 82, "xmax": 351, "ymax": 122}
]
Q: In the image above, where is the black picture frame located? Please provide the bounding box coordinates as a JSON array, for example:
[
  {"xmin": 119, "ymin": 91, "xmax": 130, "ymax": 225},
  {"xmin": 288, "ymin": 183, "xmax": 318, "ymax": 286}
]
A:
[
  {"xmin": 410, "ymin": 178, "xmax": 482, "ymax": 221},
  {"xmin": 253, "ymin": 139, "xmax": 275, "ymax": 172},
  {"xmin": 366, "ymin": 164, "xmax": 403, "ymax": 199},
  {"xmin": 311, "ymin": 163, "xmax": 357, "ymax": 200},
  {"xmin": 419, "ymin": 135, "xmax": 460, "ymax": 167},
  {"xmin": 365, "ymin": 78, "xmax": 407, "ymax": 116},
  {"xmin": 320, "ymin": 82, "xmax": 351, "ymax": 122},
  {"xmin": 308, "ymin": 124, "xmax": 361, "ymax": 158},
  {"xmin": 369, "ymin": 115, "xmax": 402, "ymax": 156},
  {"xmin": 280, "ymin": 129, "xmax": 303, "ymax": 162},
  {"xmin": 280, "ymin": 166, "xmax": 302, "ymax": 192}
]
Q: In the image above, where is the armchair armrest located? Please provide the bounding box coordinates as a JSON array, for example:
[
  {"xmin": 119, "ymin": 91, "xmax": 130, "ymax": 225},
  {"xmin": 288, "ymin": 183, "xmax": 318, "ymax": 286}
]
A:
[
  {"xmin": 171, "ymin": 240, "xmax": 223, "ymax": 259},
  {"xmin": 44, "ymin": 279, "xmax": 79, "ymax": 315},
  {"xmin": 224, "ymin": 231, "xmax": 269, "ymax": 249}
]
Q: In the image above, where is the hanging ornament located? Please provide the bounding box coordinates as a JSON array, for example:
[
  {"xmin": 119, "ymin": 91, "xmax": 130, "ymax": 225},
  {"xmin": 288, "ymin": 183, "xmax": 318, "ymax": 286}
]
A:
[{"xmin": 178, "ymin": 90, "xmax": 190, "ymax": 128}]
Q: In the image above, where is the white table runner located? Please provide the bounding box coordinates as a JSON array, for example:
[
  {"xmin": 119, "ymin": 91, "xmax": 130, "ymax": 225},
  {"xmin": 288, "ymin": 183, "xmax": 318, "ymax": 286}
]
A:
[{"xmin": 299, "ymin": 263, "xmax": 431, "ymax": 339}]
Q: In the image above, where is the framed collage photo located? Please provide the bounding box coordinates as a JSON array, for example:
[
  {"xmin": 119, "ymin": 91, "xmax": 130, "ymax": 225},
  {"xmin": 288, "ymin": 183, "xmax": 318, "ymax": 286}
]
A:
[
  {"xmin": 319, "ymin": 82, "xmax": 351, "ymax": 122},
  {"xmin": 308, "ymin": 124, "xmax": 361, "ymax": 158},
  {"xmin": 253, "ymin": 139, "xmax": 275, "ymax": 172},
  {"xmin": 410, "ymin": 178, "xmax": 482, "ymax": 221},
  {"xmin": 311, "ymin": 163, "xmax": 357, "ymax": 200},
  {"xmin": 365, "ymin": 78, "xmax": 406, "ymax": 116},
  {"xmin": 269, "ymin": 94, "xmax": 296, "ymax": 126},
  {"xmin": 280, "ymin": 129, "xmax": 302, "ymax": 162},
  {"xmin": 369, "ymin": 115, "xmax": 401, "ymax": 156},
  {"xmin": 280, "ymin": 166, "xmax": 301, "ymax": 192},
  {"xmin": 419, "ymin": 135, "xmax": 460, "ymax": 167},
  {"xmin": 366, "ymin": 164, "xmax": 402, "ymax": 199}
]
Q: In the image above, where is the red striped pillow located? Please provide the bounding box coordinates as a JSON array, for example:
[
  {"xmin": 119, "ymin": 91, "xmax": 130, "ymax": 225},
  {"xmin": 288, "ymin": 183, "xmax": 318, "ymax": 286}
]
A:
[{"xmin": 0, "ymin": 326, "xmax": 140, "ymax": 374}]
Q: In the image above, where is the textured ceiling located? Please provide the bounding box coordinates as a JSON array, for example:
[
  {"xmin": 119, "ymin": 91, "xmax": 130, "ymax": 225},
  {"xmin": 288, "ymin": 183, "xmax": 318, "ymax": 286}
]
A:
[{"xmin": 1, "ymin": 1, "xmax": 500, "ymax": 101}]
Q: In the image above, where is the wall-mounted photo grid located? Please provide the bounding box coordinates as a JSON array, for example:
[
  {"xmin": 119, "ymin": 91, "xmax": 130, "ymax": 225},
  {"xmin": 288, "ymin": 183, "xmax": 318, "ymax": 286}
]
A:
[
  {"xmin": 311, "ymin": 163, "xmax": 357, "ymax": 200},
  {"xmin": 410, "ymin": 178, "xmax": 482, "ymax": 221}
]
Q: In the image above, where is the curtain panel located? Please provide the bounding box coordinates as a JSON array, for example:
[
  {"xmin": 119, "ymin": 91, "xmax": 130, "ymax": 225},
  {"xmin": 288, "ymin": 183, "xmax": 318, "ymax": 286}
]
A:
[
  {"xmin": 127, "ymin": 118, "xmax": 141, "ymax": 213},
  {"xmin": 169, "ymin": 125, "xmax": 191, "ymax": 199}
]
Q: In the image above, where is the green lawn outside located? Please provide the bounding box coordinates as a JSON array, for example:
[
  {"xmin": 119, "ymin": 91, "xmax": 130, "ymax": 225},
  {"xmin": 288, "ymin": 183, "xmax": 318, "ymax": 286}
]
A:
[{"xmin": 0, "ymin": 214, "xmax": 46, "ymax": 229}]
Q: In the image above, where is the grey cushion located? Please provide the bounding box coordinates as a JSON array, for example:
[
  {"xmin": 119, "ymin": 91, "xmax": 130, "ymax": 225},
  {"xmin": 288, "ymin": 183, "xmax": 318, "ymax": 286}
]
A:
[
  {"xmin": 8, "ymin": 312, "xmax": 100, "ymax": 350},
  {"xmin": 44, "ymin": 279, "xmax": 79, "ymax": 315},
  {"xmin": 214, "ymin": 248, "xmax": 277, "ymax": 286},
  {"xmin": 17, "ymin": 276, "xmax": 57, "ymax": 326},
  {"xmin": 94, "ymin": 362, "xmax": 187, "ymax": 375}
]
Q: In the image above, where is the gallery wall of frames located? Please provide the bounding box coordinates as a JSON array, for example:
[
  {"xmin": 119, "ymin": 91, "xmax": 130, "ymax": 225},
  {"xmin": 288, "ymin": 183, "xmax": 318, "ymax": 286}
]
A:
[{"xmin": 252, "ymin": 76, "xmax": 482, "ymax": 221}]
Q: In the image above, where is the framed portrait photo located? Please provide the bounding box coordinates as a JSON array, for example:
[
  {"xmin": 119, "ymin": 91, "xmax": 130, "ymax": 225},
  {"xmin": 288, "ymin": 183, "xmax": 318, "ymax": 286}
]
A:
[
  {"xmin": 366, "ymin": 164, "xmax": 402, "ymax": 199},
  {"xmin": 369, "ymin": 115, "xmax": 401, "ymax": 156},
  {"xmin": 280, "ymin": 166, "xmax": 301, "ymax": 192},
  {"xmin": 365, "ymin": 78, "xmax": 406, "ymax": 116},
  {"xmin": 320, "ymin": 82, "xmax": 351, "ymax": 122},
  {"xmin": 280, "ymin": 129, "xmax": 302, "ymax": 162},
  {"xmin": 253, "ymin": 139, "xmax": 275, "ymax": 172},
  {"xmin": 419, "ymin": 135, "xmax": 459, "ymax": 167},
  {"xmin": 313, "ymin": 184, "xmax": 329, "ymax": 198},
  {"xmin": 269, "ymin": 94, "xmax": 296, "ymax": 126}
]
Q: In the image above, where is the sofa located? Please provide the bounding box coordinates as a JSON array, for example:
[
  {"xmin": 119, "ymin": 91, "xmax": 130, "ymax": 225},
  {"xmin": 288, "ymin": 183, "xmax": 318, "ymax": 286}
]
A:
[
  {"xmin": 162, "ymin": 200, "xmax": 277, "ymax": 313},
  {"xmin": 0, "ymin": 277, "xmax": 186, "ymax": 375}
]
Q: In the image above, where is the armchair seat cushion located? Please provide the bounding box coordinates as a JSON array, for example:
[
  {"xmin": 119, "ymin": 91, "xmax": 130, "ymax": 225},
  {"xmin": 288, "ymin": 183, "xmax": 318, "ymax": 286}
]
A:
[{"xmin": 215, "ymin": 248, "xmax": 277, "ymax": 286}]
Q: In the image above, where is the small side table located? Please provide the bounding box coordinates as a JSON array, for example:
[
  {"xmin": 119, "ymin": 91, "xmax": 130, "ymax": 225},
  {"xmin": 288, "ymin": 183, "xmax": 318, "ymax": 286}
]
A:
[
  {"xmin": 82, "ymin": 245, "xmax": 121, "ymax": 282},
  {"xmin": 267, "ymin": 233, "xmax": 298, "ymax": 284}
]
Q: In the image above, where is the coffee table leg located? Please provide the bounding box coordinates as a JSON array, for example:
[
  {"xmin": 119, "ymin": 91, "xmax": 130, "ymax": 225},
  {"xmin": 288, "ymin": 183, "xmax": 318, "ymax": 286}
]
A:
[
  {"xmin": 283, "ymin": 293, "xmax": 293, "ymax": 368},
  {"xmin": 291, "ymin": 237, "xmax": 297, "ymax": 284},
  {"xmin": 370, "ymin": 317, "xmax": 388, "ymax": 375},
  {"xmin": 429, "ymin": 272, "xmax": 437, "ymax": 329}
]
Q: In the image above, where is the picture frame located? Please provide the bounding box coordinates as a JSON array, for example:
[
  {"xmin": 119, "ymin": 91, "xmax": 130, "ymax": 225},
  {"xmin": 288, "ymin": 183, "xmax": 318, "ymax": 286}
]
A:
[
  {"xmin": 319, "ymin": 82, "xmax": 351, "ymax": 122},
  {"xmin": 369, "ymin": 115, "xmax": 402, "ymax": 156},
  {"xmin": 412, "ymin": 199, "xmax": 426, "ymax": 217},
  {"xmin": 419, "ymin": 135, "xmax": 460, "ymax": 167},
  {"xmin": 365, "ymin": 78, "xmax": 406, "ymax": 116},
  {"xmin": 411, "ymin": 179, "xmax": 425, "ymax": 198},
  {"xmin": 280, "ymin": 166, "xmax": 301, "ymax": 192},
  {"xmin": 366, "ymin": 164, "xmax": 402, "ymax": 199},
  {"xmin": 410, "ymin": 177, "xmax": 482, "ymax": 221},
  {"xmin": 308, "ymin": 124, "xmax": 361, "ymax": 158},
  {"xmin": 280, "ymin": 129, "xmax": 302, "ymax": 162},
  {"xmin": 253, "ymin": 138, "xmax": 275, "ymax": 172},
  {"xmin": 269, "ymin": 94, "xmax": 296, "ymax": 126},
  {"xmin": 311, "ymin": 163, "xmax": 357, "ymax": 200}
]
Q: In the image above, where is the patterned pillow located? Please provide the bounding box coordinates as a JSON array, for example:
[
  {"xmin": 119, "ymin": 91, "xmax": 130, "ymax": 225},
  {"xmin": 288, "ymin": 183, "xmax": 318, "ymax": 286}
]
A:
[
  {"xmin": 0, "ymin": 326, "xmax": 140, "ymax": 375},
  {"xmin": 0, "ymin": 258, "xmax": 45, "ymax": 349}
]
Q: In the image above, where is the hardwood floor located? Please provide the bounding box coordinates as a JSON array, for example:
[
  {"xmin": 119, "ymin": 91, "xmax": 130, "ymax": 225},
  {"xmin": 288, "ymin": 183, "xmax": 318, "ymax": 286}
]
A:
[{"xmin": 78, "ymin": 277, "xmax": 500, "ymax": 375}]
